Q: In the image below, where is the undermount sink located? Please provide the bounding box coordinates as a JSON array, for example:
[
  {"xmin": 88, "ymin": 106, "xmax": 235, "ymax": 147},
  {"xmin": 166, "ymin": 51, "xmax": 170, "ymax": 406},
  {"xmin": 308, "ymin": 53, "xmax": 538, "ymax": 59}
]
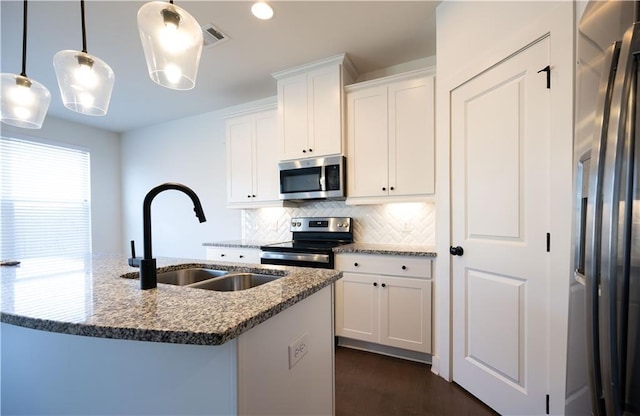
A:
[
  {"xmin": 187, "ymin": 273, "xmax": 280, "ymax": 292},
  {"xmin": 153, "ymin": 267, "xmax": 281, "ymax": 291},
  {"xmin": 156, "ymin": 268, "xmax": 229, "ymax": 286}
]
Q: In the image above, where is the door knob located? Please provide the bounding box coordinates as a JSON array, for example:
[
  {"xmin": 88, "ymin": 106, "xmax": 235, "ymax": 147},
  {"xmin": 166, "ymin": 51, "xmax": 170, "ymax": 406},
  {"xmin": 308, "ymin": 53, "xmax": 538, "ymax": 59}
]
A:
[{"xmin": 449, "ymin": 246, "xmax": 464, "ymax": 256}]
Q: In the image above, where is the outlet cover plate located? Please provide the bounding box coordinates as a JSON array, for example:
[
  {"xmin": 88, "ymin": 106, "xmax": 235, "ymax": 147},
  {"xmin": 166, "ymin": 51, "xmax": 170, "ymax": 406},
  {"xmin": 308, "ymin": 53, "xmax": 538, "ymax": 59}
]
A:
[{"xmin": 288, "ymin": 333, "xmax": 309, "ymax": 369}]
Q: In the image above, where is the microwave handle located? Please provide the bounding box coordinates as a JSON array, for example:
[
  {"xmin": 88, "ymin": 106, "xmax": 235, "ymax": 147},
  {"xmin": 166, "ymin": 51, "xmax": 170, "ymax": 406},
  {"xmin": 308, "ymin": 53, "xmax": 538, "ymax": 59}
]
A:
[{"xmin": 319, "ymin": 165, "xmax": 326, "ymax": 191}]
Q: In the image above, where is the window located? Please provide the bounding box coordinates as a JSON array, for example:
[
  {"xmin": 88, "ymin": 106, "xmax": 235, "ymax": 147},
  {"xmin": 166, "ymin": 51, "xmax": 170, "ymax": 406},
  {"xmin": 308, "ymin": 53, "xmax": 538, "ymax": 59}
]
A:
[{"xmin": 0, "ymin": 136, "xmax": 91, "ymax": 262}]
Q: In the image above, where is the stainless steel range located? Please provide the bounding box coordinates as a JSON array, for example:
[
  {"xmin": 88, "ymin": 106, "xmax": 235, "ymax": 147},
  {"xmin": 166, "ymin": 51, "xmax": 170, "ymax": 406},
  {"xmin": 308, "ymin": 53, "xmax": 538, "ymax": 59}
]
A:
[{"xmin": 260, "ymin": 217, "xmax": 353, "ymax": 269}]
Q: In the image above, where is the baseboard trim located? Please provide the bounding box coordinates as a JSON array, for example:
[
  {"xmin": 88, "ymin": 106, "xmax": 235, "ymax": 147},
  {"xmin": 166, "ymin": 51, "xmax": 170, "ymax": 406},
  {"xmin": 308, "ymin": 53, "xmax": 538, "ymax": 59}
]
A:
[
  {"xmin": 430, "ymin": 355, "xmax": 440, "ymax": 375},
  {"xmin": 336, "ymin": 337, "xmax": 432, "ymax": 364}
]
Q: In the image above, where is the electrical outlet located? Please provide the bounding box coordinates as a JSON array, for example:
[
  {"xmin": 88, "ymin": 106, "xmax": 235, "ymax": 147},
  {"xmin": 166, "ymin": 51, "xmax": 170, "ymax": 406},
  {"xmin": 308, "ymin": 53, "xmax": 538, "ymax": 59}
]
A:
[
  {"xmin": 288, "ymin": 332, "xmax": 309, "ymax": 369},
  {"xmin": 402, "ymin": 221, "xmax": 410, "ymax": 232},
  {"xmin": 273, "ymin": 219, "xmax": 279, "ymax": 231}
]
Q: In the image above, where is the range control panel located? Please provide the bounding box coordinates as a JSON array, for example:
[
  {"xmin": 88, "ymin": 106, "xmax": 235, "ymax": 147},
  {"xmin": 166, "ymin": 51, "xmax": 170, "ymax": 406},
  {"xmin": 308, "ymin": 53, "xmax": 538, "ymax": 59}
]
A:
[{"xmin": 290, "ymin": 217, "xmax": 351, "ymax": 233}]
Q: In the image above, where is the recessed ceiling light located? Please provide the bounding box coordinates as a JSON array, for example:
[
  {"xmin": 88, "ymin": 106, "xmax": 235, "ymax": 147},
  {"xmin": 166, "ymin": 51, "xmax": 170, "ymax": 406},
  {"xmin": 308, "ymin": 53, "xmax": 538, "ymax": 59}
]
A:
[{"xmin": 251, "ymin": 2, "xmax": 274, "ymax": 20}]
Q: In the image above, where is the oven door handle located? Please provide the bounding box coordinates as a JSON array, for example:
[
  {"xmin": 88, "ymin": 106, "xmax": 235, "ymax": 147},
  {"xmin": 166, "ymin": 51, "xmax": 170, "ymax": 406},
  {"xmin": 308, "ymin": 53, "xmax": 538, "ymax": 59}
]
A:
[{"xmin": 260, "ymin": 251, "xmax": 331, "ymax": 264}]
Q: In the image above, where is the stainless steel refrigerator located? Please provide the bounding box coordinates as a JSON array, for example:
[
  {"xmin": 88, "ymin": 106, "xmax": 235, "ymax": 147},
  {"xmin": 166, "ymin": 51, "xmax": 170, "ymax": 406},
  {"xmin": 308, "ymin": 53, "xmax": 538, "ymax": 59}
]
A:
[{"xmin": 571, "ymin": 1, "xmax": 640, "ymax": 415}]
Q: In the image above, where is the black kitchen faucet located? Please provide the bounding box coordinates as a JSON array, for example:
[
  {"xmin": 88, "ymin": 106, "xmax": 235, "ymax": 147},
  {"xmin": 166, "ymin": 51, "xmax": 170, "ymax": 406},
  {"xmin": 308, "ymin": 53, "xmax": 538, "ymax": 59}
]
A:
[{"xmin": 137, "ymin": 182, "xmax": 206, "ymax": 290}]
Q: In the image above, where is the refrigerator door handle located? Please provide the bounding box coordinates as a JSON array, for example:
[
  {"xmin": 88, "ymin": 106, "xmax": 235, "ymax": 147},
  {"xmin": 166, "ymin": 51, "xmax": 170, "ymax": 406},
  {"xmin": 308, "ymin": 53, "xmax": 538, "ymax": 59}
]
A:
[
  {"xmin": 598, "ymin": 21, "xmax": 640, "ymax": 416},
  {"xmin": 585, "ymin": 40, "xmax": 621, "ymax": 416}
]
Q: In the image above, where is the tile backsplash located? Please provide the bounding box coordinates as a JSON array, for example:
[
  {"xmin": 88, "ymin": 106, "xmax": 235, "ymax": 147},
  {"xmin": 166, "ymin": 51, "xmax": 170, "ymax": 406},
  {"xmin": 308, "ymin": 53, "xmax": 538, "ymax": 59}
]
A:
[{"xmin": 242, "ymin": 201, "xmax": 435, "ymax": 245}]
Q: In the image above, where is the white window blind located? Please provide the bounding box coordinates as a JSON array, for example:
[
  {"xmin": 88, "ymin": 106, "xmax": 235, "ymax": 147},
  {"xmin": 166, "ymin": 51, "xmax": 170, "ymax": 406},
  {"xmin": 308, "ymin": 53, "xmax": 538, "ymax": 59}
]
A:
[{"xmin": 1, "ymin": 136, "xmax": 91, "ymax": 262}]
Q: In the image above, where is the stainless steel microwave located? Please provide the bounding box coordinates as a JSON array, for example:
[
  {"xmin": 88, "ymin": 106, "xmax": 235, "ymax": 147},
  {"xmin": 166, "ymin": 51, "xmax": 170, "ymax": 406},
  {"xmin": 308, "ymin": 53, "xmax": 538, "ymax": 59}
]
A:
[{"xmin": 279, "ymin": 155, "xmax": 345, "ymax": 201}]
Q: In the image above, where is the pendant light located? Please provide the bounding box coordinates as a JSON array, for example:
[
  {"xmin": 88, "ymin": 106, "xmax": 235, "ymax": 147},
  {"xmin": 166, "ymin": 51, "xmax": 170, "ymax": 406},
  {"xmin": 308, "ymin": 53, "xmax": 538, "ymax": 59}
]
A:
[
  {"xmin": 53, "ymin": 0, "xmax": 114, "ymax": 116},
  {"xmin": 0, "ymin": 0, "xmax": 51, "ymax": 129},
  {"xmin": 137, "ymin": 1, "xmax": 203, "ymax": 90}
]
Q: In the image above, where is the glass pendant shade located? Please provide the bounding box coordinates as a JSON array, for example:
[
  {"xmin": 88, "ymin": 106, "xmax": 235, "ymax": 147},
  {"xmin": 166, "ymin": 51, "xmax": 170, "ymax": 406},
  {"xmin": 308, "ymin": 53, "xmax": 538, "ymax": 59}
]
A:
[
  {"xmin": 1, "ymin": 0, "xmax": 50, "ymax": 129},
  {"xmin": 53, "ymin": 50, "xmax": 114, "ymax": 116},
  {"xmin": 137, "ymin": 1, "xmax": 203, "ymax": 90},
  {"xmin": 0, "ymin": 73, "xmax": 51, "ymax": 129}
]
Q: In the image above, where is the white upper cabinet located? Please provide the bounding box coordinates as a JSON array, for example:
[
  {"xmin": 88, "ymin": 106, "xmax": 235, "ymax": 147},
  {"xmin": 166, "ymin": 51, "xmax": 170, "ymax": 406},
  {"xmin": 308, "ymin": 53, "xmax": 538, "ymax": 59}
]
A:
[
  {"xmin": 346, "ymin": 70, "xmax": 435, "ymax": 205},
  {"xmin": 226, "ymin": 107, "xmax": 280, "ymax": 208},
  {"xmin": 273, "ymin": 53, "xmax": 357, "ymax": 160}
]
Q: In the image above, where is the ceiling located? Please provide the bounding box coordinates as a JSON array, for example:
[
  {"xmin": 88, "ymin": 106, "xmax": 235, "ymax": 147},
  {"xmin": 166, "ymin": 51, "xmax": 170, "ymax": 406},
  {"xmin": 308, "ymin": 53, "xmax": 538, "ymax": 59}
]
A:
[{"xmin": 0, "ymin": 1, "xmax": 439, "ymax": 133}]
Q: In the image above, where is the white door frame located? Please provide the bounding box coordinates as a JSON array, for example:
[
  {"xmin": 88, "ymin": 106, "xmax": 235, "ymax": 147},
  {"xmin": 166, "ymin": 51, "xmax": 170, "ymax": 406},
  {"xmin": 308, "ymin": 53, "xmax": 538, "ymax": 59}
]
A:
[{"xmin": 433, "ymin": 3, "xmax": 573, "ymax": 414}]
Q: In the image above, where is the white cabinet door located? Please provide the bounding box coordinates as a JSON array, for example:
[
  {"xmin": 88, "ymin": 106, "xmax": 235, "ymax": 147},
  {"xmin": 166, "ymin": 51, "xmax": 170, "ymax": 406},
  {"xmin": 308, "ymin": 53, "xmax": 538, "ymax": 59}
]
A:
[
  {"xmin": 226, "ymin": 116, "xmax": 254, "ymax": 204},
  {"xmin": 335, "ymin": 253, "xmax": 432, "ymax": 353},
  {"xmin": 307, "ymin": 65, "xmax": 342, "ymax": 157},
  {"xmin": 345, "ymin": 72, "xmax": 435, "ymax": 204},
  {"xmin": 346, "ymin": 85, "xmax": 389, "ymax": 198},
  {"xmin": 253, "ymin": 110, "xmax": 279, "ymax": 202},
  {"xmin": 335, "ymin": 273, "xmax": 379, "ymax": 343},
  {"xmin": 226, "ymin": 109, "xmax": 279, "ymax": 208},
  {"xmin": 388, "ymin": 76, "xmax": 435, "ymax": 196},
  {"xmin": 278, "ymin": 73, "xmax": 309, "ymax": 160},
  {"xmin": 379, "ymin": 275, "xmax": 431, "ymax": 353},
  {"xmin": 277, "ymin": 63, "xmax": 344, "ymax": 160}
]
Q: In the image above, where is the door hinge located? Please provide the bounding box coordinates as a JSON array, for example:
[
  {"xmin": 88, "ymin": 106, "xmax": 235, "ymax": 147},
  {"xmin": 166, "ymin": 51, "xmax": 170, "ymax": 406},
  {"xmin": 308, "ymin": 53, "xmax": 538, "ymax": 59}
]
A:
[
  {"xmin": 546, "ymin": 233, "xmax": 551, "ymax": 252},
  {"xmin": 538, "ymin": 65, "xmax": 551, "ymax": 88},
  {"xmin": 546, "ymin": 394, "xmax": 550, "ymax": 414}
]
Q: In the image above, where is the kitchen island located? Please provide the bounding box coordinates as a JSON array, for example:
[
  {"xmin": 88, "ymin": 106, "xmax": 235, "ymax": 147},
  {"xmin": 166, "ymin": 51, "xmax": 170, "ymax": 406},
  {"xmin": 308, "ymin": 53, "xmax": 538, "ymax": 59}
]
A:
[{"xmin": 1, "ymin": 254, "xmax": 341, "ymax": 415}]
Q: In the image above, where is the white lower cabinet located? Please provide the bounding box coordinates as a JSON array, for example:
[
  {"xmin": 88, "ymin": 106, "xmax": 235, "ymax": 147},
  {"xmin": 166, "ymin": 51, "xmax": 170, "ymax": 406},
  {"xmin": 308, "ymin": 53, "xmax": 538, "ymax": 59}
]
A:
[
  {"xmin": 335, "ymin": 253, "xmax": 432, "ymax": 353},
  {"xmin": 206, "ymin": 247, "xmax": 260, "ymax": 264}
]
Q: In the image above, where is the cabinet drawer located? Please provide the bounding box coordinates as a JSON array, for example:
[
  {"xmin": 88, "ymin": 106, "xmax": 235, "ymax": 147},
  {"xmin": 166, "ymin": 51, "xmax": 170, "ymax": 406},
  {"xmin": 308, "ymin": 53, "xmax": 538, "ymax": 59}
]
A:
[
  {"xmin": 206, "ymin": 247, "xmax": 260, "ymax": 264},
  {"xmin": 336, "ymin": 253, "xmax": 431, "ymax": 279}
]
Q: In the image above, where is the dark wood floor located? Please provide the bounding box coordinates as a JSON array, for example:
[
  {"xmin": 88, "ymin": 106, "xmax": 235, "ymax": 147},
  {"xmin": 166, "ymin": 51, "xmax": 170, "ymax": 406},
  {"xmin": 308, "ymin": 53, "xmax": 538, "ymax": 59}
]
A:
[{"xmin": 335, "ymin": 347, "xmax": 499, "ymax": 416}]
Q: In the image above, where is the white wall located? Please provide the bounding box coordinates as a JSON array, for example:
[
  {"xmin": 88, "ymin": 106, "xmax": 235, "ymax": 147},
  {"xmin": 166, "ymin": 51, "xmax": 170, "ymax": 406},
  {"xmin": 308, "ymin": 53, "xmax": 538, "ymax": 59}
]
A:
[
  {"xmin": 1, "ymin": 116, "xmax": 122, "ymax": 255},
  {"xmin": 435, "ymin": 1, "xmax": 574, "ymax": 413},
  {"xmin": 119, "ymin": 99, "xmax": 278, "ymax": 259}
]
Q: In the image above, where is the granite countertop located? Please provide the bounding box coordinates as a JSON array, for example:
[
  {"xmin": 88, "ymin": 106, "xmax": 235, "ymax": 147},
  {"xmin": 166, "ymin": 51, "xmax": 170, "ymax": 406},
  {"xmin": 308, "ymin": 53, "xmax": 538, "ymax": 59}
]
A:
[
  {"xmin": 203, "ymin": 240, "xmax": 437, "ymax": 257},
  {"xmin": 0, "ymin": 254, "xmax": 341, "ymax": 346},
  {"xmin": 202, "ymin": 240, "xmax": 277, "ymax": 249},
  {"xmin": 334, "ymin": 243, "xmax": 437, "ymax": 257}
]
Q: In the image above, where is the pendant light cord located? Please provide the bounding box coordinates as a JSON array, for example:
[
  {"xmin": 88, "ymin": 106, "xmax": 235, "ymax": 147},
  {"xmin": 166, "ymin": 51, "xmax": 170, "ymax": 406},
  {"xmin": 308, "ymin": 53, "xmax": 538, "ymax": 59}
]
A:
[
  {"xmin": 80, "ymin": 0, "xmax": 87, "ymax": 53},
  {"xmin": 20, "ymin": 0, "xmax": 27, "ymax": 77}
]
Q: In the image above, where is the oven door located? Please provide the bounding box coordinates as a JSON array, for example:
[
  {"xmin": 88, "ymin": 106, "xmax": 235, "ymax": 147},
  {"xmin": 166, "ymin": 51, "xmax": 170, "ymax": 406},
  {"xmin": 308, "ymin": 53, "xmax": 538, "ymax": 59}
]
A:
[{"xmin": 260, "ymin": 251, "xmax": 334, "ymax": 269}]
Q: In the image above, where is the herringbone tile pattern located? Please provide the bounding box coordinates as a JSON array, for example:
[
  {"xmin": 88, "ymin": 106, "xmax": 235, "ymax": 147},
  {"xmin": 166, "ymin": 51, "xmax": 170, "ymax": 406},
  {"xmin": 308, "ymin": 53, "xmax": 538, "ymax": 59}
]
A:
[{"xmin": 242, "ymin": 201, "xmax": 435, "ymax": 244}]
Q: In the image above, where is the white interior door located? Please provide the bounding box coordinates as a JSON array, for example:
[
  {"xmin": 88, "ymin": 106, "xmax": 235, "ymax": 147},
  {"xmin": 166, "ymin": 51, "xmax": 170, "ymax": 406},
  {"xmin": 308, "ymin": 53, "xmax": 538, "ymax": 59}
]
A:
[{"xmin": 451, "ymin": 36, "xmax": 551, "ymax": 415}]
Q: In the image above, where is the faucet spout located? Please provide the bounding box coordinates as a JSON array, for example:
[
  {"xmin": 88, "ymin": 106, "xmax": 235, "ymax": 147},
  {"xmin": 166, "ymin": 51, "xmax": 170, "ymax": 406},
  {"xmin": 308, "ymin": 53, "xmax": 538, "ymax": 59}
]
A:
[{"xmin": 140, "ymin": 182, "xmax": 207, "ymax": 290}]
